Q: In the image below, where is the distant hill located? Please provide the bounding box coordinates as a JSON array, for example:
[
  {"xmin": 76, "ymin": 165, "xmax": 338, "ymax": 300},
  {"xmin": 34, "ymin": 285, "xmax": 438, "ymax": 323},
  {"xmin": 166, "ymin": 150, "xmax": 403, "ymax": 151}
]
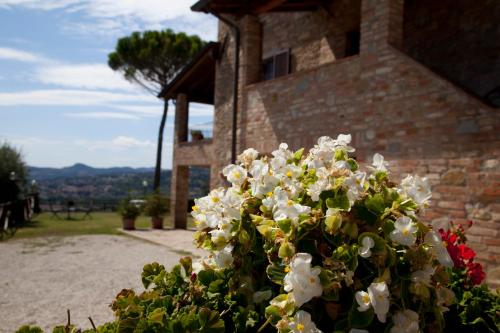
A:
[
  {"xmin": 29, "ymin": 163, "xmax": 156, "ymax": 180},
  {"xmin": 29, "ymin": 164, "xmax": 210, "ymax": 206}
]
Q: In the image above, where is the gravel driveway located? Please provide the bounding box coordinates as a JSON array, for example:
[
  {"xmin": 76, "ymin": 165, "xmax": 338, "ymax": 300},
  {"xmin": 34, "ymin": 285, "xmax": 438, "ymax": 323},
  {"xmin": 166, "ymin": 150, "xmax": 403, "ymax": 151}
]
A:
[{"xmin": 0, "ymin": 235, "xmax": 196, "ymax": 332}]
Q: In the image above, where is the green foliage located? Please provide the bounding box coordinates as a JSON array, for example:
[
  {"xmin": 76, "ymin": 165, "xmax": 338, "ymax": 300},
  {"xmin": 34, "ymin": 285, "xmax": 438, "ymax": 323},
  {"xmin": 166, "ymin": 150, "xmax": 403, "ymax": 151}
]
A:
[
  {"xmin": 143, "ymin": 192, "xmax": 170, "ymax": 217},
  {"xmin": 117, "ymin": 198, "xmax": 141, "ymax": 219},
  {"xmin": 15, "ymin": 326, "xmax": 44, "ymax": 333},
  {"xmin": 445, "ymin": 283, "xmax": 500, "ymax": 333},
  {"xmin": 108, "ymin": 29, "xmax": 205, "ymax": 95},
  {"xmin": 0, "ymin": 142, "xmax": 28, "ymax": 202}
]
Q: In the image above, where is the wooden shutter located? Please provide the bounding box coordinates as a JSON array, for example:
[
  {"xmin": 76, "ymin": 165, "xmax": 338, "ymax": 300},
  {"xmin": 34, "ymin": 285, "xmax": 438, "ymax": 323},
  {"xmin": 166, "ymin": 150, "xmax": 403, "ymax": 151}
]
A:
[{"xmin": 273, "ymin": 49, "xmax": 290, "ymax": 78}]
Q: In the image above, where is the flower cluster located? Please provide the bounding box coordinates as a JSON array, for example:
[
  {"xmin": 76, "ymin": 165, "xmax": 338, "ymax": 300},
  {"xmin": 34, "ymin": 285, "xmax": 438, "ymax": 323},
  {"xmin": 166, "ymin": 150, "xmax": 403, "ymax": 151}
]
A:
[
  {"xmin": 189, "ymin": 135, "xmax": 469, "ymax": 333},
  {"xmin": 439, "ymin": 222, "xmax": 485, "ymax": 286}
]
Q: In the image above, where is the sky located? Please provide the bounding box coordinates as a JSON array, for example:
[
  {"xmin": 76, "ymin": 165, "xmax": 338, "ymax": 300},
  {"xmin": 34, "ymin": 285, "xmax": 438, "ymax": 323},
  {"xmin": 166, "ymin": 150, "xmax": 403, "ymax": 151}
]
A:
[{"xmin": 0, "ymin": 0, "xmax": 217, "ymax": 169}]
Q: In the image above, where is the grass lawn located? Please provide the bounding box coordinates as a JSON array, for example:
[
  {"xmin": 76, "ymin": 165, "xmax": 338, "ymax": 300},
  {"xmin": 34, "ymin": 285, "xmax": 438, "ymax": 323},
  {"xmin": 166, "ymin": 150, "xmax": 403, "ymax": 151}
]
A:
[{"xmin": 7, "ymin": 212, "xmax": 193, "ymax": 239}]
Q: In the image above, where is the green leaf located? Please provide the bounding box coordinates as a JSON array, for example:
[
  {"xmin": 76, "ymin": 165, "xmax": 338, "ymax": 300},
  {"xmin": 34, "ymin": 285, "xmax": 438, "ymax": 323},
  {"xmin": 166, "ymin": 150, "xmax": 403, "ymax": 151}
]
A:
[
  {"xmin": 348, "ymin": 306, "xmax": 374, "ymax": 328},
  {"xmin": 277, "ymin": 219, "xmax": 292, "ymax": 234},
  {"xmin": 266, "ymin": 264, "xmax": 286, "ymax": 285},
  {"xmin": 324, "ymin": 213, "xmax": 342, "ymax": 235},
  {"xmin": 326, "ymin": 190, "xmax": 350, "ymax": 211},
  {"xmin": 147, "ymin": 308, "xmax": 165, "ymax": 325},
  {"xmin": 198, "ymin": 308, "xmax": 225, "ymax": 333},
  {"xmin": 278, "ymin": 241, "xmax": 295, "ymax": 259},
  {"xmin": 293, "ymin": 148, "xmax": 304, "ymax": 162},
  {"xmin": 141, "ymin": 262, "xmax": 166, "ymax": 289},
  {"xmin": 198, "ymin": 269, "xmax": 216, "ymax": 286},
  {"xmin": 365, "ymin": 193, "xmax": 386, "ymax": 215}
]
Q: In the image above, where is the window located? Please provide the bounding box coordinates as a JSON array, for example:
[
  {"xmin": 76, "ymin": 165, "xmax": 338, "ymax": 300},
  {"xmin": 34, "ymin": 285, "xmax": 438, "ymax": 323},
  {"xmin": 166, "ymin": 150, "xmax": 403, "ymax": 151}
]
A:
[
  {"xmin": 345, "ymin": 30, "xmax": 360, "ymax": 57},
  {"xmin": 262, "ymin": 49, "xmax": 290, "ymax": 81}
]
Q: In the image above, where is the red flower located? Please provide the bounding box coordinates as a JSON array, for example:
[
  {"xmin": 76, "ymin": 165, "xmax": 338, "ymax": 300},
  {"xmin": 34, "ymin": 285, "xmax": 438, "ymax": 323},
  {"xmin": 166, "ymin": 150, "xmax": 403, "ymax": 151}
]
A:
[
  {"xmin": 466, "ymin": 262, "xmax": 485, "ymax": 285},
  {"xmin": 458, "ymin": 244, "xmax": 476, "ymax": 261}
]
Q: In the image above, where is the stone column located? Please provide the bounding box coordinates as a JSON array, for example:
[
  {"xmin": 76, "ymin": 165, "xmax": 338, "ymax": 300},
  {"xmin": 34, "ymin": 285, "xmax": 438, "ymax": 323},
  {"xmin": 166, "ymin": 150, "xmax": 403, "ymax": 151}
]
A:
[
  {"xmin": 171, "ymin": 165, "xmax": 189, "ymax": 229},
  {"xmin": 360, "ymin": 0, "xmax": 404, "ymax": 54},
  {"xmin": 174, "ymin": 93, "xmax": 188, "ymax": 144}
]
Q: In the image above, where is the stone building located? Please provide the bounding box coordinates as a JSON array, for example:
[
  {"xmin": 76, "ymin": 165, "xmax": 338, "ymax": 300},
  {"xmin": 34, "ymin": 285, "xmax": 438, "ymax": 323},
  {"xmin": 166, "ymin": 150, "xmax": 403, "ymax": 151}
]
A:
[{"xmin": 161, "ymin": 0, "xmax": 499, "ymax": 283}]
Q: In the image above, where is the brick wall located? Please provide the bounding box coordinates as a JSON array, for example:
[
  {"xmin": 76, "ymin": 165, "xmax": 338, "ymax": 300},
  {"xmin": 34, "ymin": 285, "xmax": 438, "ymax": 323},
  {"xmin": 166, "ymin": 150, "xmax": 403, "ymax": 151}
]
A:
[
  {"xmin": 403, "ymin": 0, "xmax": 500, "ymax": 103},
  {"xmin": 237, "ymin": 46, "xmax": 499, "ymax": 283},
  {"xmin": 261, "ymin": 0, "xmax": 361, "ymax": 73}
]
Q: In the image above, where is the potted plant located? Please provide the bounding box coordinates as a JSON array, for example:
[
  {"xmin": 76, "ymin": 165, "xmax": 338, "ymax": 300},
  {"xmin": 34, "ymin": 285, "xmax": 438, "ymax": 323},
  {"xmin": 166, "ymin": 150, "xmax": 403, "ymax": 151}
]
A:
[
  {"xmin": 190, "ymin": 129, "xmax": 204, "ymax": 141},
  {"xmin": 143, "ymin": 192, "xmax": 169, "ymax": 229},
  {"xmin": 117, "ymin": 198, "xmax": 141, "ymax": 230}
]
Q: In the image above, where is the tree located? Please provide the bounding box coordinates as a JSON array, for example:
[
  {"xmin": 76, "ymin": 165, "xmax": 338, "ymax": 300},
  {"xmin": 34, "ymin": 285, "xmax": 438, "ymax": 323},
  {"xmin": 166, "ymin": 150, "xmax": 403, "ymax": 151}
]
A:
[
  {"xmin": 108, "ymin": 29, "xmax": 205, "ymax": 191},
  {"xmin": 0, "ymin": 142, "xmax": 28, "ymax": 203}
]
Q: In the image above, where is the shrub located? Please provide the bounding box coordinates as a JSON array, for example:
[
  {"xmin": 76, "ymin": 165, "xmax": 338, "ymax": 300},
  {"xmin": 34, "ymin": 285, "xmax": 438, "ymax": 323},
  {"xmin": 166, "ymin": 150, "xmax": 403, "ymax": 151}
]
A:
[
  {"xmin": 0, "ymin": 142, "xmax": 28, "ymax": 203},
  {"xmin": 17, "ymin": 135, "xmax": 500, "ymax": 332},
  {"xmin": 143, "ymin": 192, "xmax": 170, "ymax": 217},
  {"xmin": 117, "ymin": 198, "xmax": 141, "ymax": 219}
]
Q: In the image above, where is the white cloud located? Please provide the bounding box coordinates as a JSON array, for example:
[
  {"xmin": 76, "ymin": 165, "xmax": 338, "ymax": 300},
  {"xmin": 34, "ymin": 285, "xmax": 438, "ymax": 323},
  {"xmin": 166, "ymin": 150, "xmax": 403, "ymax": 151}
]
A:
[
  {"xmin": 64, "ymin": 112, "xmax": 140, "ymax": 120},
  {"xmin": 0, "ymin": 89, "xmax": 155, "ymax": 106},
  {"xmin": 114, "ymin": 104, "xmax": 162, "ymax": 116},
  {"xmin": 0, "ymin": 46, "xmax": 51, "ymax": 63},
  {"xmin": 2, "ymin": 134, "xmax": 171, "ymax": 168},
  {"xmin": 111, "ymin": 136, "xmax": 155, "ymax": 148},
  {"xmin": 75, "ymin": 136, "xmax": 156, "ymax": 151},
  {"xmin": 35, "ymin": 63, "xmax": 138, "ymax": 91},
  {"xmin": 0, "ymin": 0, "xmax": 218, "ymax": 40},
  {"xmin": 0, "ymin": 0, "xmax": 80, "ymax": 10}
]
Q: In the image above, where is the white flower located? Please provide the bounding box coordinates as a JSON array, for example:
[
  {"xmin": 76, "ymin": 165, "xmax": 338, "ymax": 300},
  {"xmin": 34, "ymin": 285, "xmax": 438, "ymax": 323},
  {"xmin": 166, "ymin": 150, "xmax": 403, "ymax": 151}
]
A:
[
  {"xmin": 192, "ymin": 259, "xmax": 205, "ymax": 274},
  {"xmin": 349, "ymin": 330, "xmax": 369, "ymax": 333},
  {"xmin": 288, "ymin": 310, "xmax": 323, "ymax": 333},
  {"xmin": 436, "ymin": 286, "xmax": 455, "ymax": 312},
  {"xmin": 370, "ymin": 153, "xmax": 388, "ymax": 172},
  {"xmin": 333, "ymin": 134, "xmax": 355, "ymax": 152},
  {"xmin": 250, "ymin": 159, "xmax": 269, "ymax": 179},
  {"xmin": 307, "ymin": 167, "xmax": 330, "ymax": 201},
  {"xmin": 222, "ymin": 164, "xmax": 247, "ymax": 186},
  {"xmin": 344, "ymin": 270, "xmax": 354, "ymax": 286},
  {"xmin": 284, "ymin": 253, "xmax": 323, "ymax": 307},
  {"xmin": 355, "ymin": 282, "xmax": 390, "ymax": 323},
  {"xmin": 355, "ymin": 291, "xmax": 371, "ymax": 312},
  {"xmin": 213, "ymin": 245, "xmax": 234, "ymax": 269},
  {"xmin": 411, "ymin": 264, "xmax": 435, "ymax": 286},
  {"xmin": 238, "ymin": 147, "xmax": 259, "ymax": 165},
  {"xmin": 273, "ymin": 192, "xmax": 311, "ymax": 224},
  {"xmin": 390, "ymin": 216, "xmax": 417, "ymax": 246},
  {"xmin": 400, "ymin": 175, "xmax": 432, "ymax": 207},
  {"xmin": 424, "ymin": 230, "xmax": 453, "ymax": 267},
  {"xmin": 368, "ymin": 282, "xmax": 390, "ymax": 323},
  {"xmin": 390, "ymin": 309, "xmax": 419, "ymax": 333},
  {"xmin": 209, "ymin": 226, "xmax": 232, "ymax": 245},
  {"xmin": 358, "ymin": 236, "xmax": 375, "ymax": 258},
  {"xmin": 253, "ymin": 290, "xmax": 272, "ymax": 304},
  {"xmin": 345, "ymin": 172, "xmax": 366, "ymax": 205}
]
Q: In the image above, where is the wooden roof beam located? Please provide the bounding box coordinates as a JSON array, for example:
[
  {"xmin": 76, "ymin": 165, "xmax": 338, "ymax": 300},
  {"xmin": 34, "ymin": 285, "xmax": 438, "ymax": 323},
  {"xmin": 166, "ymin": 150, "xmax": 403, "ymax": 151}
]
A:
[{"xmin": 252, "ymin": 0, "xmax": 287, "ymax": 14}]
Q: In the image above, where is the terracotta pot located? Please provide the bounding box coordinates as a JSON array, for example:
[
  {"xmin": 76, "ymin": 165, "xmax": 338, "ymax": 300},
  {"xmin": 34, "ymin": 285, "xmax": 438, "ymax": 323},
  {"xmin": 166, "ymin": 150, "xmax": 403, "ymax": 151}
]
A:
[
  {"xmin": 122, "ymin": 218, "xmax": 136, "ymax": 230},
  {"xmin": 152, "ymin": 216, "xmax": 164, "ymax": 229}
]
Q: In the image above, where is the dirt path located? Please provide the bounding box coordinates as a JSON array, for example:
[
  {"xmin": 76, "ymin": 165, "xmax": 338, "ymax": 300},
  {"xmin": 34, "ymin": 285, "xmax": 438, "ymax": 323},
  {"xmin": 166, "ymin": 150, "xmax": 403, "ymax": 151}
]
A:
[{"xmin": 0, "ymin": 235, "xmax": 198, "ymax": 332}]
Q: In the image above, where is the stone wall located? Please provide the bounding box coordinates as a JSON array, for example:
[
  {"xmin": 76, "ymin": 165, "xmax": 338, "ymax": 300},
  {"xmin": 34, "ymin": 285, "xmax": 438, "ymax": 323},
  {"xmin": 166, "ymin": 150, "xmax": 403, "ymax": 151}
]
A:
[
  {"xmin": 237, "ymin": 46, "xmax": 499, "ymax": 283},
  {"xmin": 261, "ymin": 0, "xmax": 361, "ymax": 73},
  {"xmin": 403, "ymin": 0, "xmax": 500, "ymax": 104}
]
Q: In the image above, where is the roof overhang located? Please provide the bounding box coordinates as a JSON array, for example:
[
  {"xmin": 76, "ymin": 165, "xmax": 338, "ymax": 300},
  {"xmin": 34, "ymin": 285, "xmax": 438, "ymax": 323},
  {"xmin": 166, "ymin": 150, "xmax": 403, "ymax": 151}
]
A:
[
  {"xmin": 159, "ymin": 42, "xmax": 219, "ymax": 104},
  {"xmin": 192, "ymin": 0, "xmax": 331, "ymax": 16}
]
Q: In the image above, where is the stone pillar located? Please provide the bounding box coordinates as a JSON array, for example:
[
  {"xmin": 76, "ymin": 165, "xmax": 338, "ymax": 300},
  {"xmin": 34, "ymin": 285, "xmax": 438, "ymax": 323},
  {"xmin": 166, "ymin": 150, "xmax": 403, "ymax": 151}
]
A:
[
  {"xmin": 360, "ymin": 0, "xmax": 404, "ymax": 54},
  {"xmin": 240, "ymin": 15, "xmax": 262, "ymax": 86},
  {"xmin": 171, "ymin": 165, "xmax": 189, "ymax": 229},
  {"xmin": 174, "ymin": 93, "xmax": 188, "ymax": 144}
]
